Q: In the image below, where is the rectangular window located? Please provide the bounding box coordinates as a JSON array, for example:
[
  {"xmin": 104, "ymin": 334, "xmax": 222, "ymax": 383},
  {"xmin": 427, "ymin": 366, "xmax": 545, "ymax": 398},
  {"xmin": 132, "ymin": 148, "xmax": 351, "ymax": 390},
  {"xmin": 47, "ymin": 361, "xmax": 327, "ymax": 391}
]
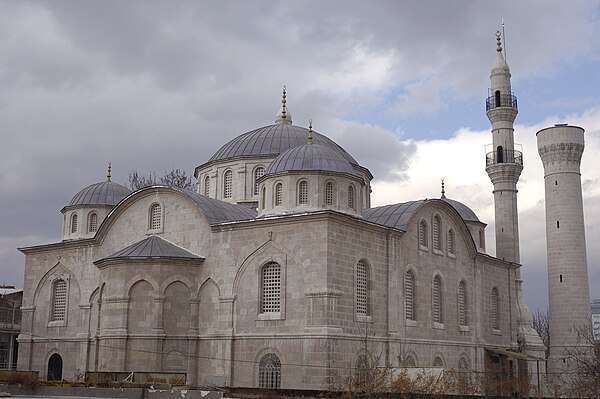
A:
[
  {"xmin": 356, "ymin": 261, "xmax": 368, "ymax": 315},
  {"xmin": 52, "ymin": 280, "xmax": 67, "ymax": 321},
  {"xmin": 261, "ymin": 262, "xmax": 281, "ymax": 313}
]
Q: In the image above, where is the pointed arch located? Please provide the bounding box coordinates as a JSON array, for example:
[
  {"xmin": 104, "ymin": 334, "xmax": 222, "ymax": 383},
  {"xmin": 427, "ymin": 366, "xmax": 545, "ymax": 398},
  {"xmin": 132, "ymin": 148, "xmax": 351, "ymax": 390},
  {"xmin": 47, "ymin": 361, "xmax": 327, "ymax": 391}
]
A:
[
  {"xmin": 163, "ymin": 281, "xmax": 190, "ymax": 336},
  {"xmin": 198, "ymin": 278, "xmax": 220, "ymax": 333}
]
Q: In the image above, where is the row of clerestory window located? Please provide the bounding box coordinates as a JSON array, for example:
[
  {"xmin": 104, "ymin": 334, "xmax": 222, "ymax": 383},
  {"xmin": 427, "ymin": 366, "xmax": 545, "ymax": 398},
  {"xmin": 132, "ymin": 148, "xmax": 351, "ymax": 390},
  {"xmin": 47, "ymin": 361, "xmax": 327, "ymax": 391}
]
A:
[
  {"xmin": 263, "ymin": 181, "xmax": 356, "ymax": 209},
  {"xmin": 69, "ymin": 212, "xmax": 99, "ymax": 234},
  {"xmin": 419, "ymin": 216, "xmax": 456, "ymax": 255},
  {"xmin": 202, "ymin": 166, "xmax": 266, "ymax": 199}
]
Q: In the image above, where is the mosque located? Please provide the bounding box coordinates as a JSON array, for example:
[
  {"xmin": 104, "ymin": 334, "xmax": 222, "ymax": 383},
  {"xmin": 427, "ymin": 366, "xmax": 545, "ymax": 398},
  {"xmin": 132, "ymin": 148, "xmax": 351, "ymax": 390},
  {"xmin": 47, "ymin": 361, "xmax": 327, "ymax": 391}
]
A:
[{"xmin": 16, "ymin": 33, "xmax": 589, "ymax": 391}]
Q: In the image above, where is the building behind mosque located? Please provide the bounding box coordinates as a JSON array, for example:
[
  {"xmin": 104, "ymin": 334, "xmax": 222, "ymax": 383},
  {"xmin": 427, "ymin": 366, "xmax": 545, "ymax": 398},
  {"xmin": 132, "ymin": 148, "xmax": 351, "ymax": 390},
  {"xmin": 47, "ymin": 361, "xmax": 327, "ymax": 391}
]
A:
[{"xmin": 17, "ymin": 35, "xmax": 562, "ymax": 390}]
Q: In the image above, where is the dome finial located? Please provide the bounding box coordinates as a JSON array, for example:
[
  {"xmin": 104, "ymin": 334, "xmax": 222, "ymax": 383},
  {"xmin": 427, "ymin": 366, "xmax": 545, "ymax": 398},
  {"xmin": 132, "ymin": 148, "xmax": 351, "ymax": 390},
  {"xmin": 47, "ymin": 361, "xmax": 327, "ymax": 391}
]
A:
[
  {"xmin": 441, "ymin": 178, "xmax": 446, "ymax": 199},
  {"xmin": 107, "ymin": 162, "xmax": 112, "ymax": 182},
  {"xmin": 275, "ymin": 85, "xmax": 293, "ymax": 125},
  {"xmin": 496, "ymin": 30, "xmax": 502, "ymax": 52},
  {"xmin": 308, "ymin": 119, "xmax": 313, "ymax": 144}
]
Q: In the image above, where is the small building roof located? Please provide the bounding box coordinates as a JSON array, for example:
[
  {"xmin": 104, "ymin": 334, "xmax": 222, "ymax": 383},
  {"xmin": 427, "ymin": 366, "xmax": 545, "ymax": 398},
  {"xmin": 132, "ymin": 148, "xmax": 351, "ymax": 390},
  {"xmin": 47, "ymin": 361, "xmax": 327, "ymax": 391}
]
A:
[
  {"xmin": 94, "ymin": 235, "xmax": 202, "ymax": 264},
  {"xmin": 66, "ymin": 180, "xmax": 131, "ymax": 210}
]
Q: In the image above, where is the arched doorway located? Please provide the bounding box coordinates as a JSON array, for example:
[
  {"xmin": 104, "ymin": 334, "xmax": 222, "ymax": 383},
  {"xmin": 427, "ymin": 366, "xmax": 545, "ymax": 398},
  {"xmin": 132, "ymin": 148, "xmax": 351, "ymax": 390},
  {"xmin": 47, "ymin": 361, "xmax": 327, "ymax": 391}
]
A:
[{"xmin": 47, "ymin": 353, "xmax": 63, "ymax": 381}]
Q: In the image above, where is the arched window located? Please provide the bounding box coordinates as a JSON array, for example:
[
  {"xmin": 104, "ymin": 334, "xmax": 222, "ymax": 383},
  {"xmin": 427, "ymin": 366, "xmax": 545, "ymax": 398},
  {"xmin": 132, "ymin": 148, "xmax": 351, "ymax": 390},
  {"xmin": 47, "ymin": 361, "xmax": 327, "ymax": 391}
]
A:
[
  {"xmin": 433, "ymin": 215, "xmax": 442, "ymax": 251},
  {"xmin": 402, "ymin": 355, "xmax": 416, "ymax": 367},
  {"xmin": 433, "ymin": 356, "xmax": 444, "ymax": 367},
  {"xmin": 325, "ymin": 182, "xmax": 334, "ymax": 205},
  {"xmin": 204, "ymin": 176, "xmax": 210, "ymax": 196},
  {"xmin": 298, "ymin": 181, "xmax": 308, "ymax": 205},
  {"xmin": 458, "ymin": 357, "xmax": 469, "ymax": 377},
  {"xmin": 261, "ymin": 262, "xmax": 281, "ymax": 313},
  {"xmin": 355, "ymin": 354, "xmax": 370, "ymax": 385},
  {"xmin": 223, "ymin": 170, "xmax": 233, "ymax": 198},
  {"xmin": 458, "ymin": 280, "xmax": 467, "ymax": 326},
  {"xmin": 88, "ymin": 212, "xmax": 98, "ymax": 233},
  {"xmin": 447, "ymin": 229, "xmax": 455, "ymax": 255},
  {"xmin": 258, "ymin": 353, "xmax": 281, "ymax": 388},
  {"xmin": 494, "ymin": 90, "xmax": 501, "ymax": 107},
  {"xmin": 70, "ymin": 213, "xmax": 78, "ymax": 233},
  {"xmin": 348, "ymin": 185, "xmax": 355, "ymax": 209},
  {"xmin": 479, "ymin": 229, "xmax": 485, "ymax": 249},
  {"xmin": 419, "ymin": 220, "xmax": 427, "ymax": 247},
  {"xmin": 254, "ymin": 167, "xmax": 265, "ymax": 196},
  {"xmin": 51, "ymin": 279, "xmax": 67, "ymax": 321},
  {"xmin": 404, "ymin": 270, "xmax": 415, "ymax": 320},
  {"xmin": 274, "ymin": 183, "xmax": 283, "ymax": 206},
  {"xmin": 491, "ymin": 287, "xmax": 500, "ymax": 330},
  {"xmin": 355, "ymin": 260, "xmax": 368, "ymax": 315},
  {"xmin": 261, "ymin": 187, "xmax": 266, "ymax": 210},
  {"xmin": 149, "ymin": 203, "xmax": 162, "ymax": 230},
  {"xmin": 433, "ymin": 275, "xmax": 443, "ymax": 323}
]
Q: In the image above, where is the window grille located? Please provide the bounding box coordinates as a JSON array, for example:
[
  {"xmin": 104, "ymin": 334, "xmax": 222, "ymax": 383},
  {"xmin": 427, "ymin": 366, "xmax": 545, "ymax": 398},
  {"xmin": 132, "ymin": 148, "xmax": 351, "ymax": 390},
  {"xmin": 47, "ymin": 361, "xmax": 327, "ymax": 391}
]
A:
[
  {"xmin": 419, "ymin": 220, "xmax": 427, "ymax": 247},
  {"xmin": 298, "ymin": 181, "xmax": 308, "ymax": 204},
  {"xmin": 261, "ymin": 262, "xmax": 281, "ymax": 313},
  {"xmin": 355, "ymin": 260, "xmax": 368, "ymax": 315},
  {"xmin": 258, "ymin": 353, "xmax": 281, "ymax": 388},
  {"xmin": 404, "ymin": 271, "xmax": 415, "ymax": 320},
  {"xmin": 325, "ymin": 182, "xmax": 334, "ymax": 205},
  {"xmin": 491, "ymin": 287, "xmax": 499, "ymax": 330},
  {"xmin": 52, "ymin": 280, "xmax": 67, "ymax": 321},
  {"xmin": 88, "ymin": 213, "xmax": 98, "ymax": 233},
  {"xmin": 447, "ymin": 229, "xmax": 455, "ymax": 254},
  {"xmin": 204, "ymin": 176, "xmax": 210, "ymax": 196},
  {"xmin": 254, "ymin": 167, "xmax": 265, "ymax": 196},
  {"xmin": 433, "ymin": 215, "xmax": 441, "ymax": 251},
  {"xmin": 433, "ymin": 275, "xmax": 442, "ymax": 323},
  {"xmin": 71, "ymin": 214, "xmax": 78, "ymax": 233},
  {"xmin": 275, "ymin": 183, "xmax": 283, "ymax": 206},
  {"xmin": 223, "ymin": 170, "xmax": 233, "ymax": 198},
  {"xmin": 149, "ymin": 204, "xmax": 162, "ymax": 230},
  {"xmin": 348, "ymin": 185, "xmax": 355, "ymax": 209},
  {"xmin": 458, "ymin": 281, "xmax": 467, "ymax": 326}
]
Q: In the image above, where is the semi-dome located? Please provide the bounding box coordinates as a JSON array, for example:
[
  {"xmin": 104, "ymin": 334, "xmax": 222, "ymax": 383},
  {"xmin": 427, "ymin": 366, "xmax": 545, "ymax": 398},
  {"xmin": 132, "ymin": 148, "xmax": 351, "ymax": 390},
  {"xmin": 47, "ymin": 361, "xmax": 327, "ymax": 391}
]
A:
[
  {"xmin": 264, "ymin": 143, "xmax": 358, "ymax": 177},
  {"xmin": 204, "ymin": 124, "xmax": 358, "ymax": 167},
  {"xmin": 68, "ymin": 180, "xmax": 131, "ymax": 208}
]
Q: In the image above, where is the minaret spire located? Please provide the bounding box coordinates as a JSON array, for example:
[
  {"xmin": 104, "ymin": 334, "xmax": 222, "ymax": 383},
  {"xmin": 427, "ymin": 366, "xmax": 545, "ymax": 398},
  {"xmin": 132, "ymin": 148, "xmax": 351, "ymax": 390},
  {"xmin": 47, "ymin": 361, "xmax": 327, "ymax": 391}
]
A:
[
  {"xmin": 275, "ymin": 85, "xmax": 293, "ymax": 125},
  {"xmin": 107, "ymin": 162, "xmax": 112, "ymax": 182},
  {"xmin": 308, "ymin": 119, "xmax": 313, "ymax": 144}
]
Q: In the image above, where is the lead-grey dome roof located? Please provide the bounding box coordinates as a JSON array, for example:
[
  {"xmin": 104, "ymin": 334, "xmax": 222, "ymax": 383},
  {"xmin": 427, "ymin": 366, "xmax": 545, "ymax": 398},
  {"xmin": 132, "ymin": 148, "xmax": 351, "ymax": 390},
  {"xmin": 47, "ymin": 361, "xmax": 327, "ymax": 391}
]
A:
[
  {"xmin": 264, "ymin": 143, "xmax": 358, "ymax": 177},
  {"xmin": 68, "ymin": 180, "xmax": 131, "ymax": 208},
  {"xmin": 442, "ymin": 198, "xmax": 481, "ymax": 222},
  {"xmin": 205, "ymin": 124, "xmax": 358, "ymax": 166}
]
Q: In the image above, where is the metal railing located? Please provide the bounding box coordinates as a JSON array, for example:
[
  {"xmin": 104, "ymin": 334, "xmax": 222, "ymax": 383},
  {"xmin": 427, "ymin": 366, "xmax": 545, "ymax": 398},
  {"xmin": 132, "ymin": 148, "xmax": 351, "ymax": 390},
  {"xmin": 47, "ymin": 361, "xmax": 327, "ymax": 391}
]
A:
[
  {"xmin": 486, "ymin": 149, "xmax": 523, "ymax": 167},
  {"xmin": 486, "ymin": 93, "xmax": 518, "ymax": 111}
]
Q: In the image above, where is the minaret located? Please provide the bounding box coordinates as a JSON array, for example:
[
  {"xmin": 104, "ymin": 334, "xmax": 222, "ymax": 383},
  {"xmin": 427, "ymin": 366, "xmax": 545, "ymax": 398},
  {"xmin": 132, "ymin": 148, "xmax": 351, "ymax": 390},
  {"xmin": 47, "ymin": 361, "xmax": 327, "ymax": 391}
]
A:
[
  {"xmin": 485, "ymin": 31, "xmax": 522, "ymax": 263},
  {"xmin": 537, "ymin": 124, "xmax": 591, "ymax": 374}
]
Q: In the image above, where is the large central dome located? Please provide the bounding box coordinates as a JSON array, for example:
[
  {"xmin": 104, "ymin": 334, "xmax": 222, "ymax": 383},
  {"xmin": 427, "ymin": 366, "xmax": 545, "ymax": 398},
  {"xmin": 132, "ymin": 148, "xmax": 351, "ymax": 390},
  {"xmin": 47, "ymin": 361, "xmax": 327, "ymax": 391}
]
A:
[{"xmin": 204, "ymin": 124, "xmax": 358, "ymax": 167}]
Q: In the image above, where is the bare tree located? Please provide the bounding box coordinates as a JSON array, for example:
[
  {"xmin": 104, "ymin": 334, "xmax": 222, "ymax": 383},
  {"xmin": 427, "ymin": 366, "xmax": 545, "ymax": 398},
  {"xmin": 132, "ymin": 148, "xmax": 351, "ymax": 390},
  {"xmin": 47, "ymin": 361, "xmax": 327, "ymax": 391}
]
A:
[
  {"xmin": 128, "ymin": 169, "xmax": 193, "ymax": 190},
  {"xmin": 533, "ymin": 308, "xmax": 550, "ymax": 359},
  {"xmin": 560, "ymin": 322, "xmax": 600, "ymax": 398}
]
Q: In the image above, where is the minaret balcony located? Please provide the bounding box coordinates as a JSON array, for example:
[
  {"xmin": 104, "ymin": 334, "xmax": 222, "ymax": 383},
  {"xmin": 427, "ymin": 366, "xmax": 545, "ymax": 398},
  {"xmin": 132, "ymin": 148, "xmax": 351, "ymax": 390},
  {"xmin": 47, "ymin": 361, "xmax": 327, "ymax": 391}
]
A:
[
  {"xmin": 486, "ymin": 149, "xmax": 523, "ymax": 167},
  {"xmin": 486, "ymin": 93, "xmax": 518, "ymax": 111}
]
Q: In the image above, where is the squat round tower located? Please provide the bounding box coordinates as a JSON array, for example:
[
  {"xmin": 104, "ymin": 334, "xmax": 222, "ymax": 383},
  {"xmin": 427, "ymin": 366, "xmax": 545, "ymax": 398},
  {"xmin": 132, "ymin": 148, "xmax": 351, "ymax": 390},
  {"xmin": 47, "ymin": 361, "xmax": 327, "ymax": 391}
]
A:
[{"xmin": 537, "ymin": 124, "xmax": 590, "ymax": 374}]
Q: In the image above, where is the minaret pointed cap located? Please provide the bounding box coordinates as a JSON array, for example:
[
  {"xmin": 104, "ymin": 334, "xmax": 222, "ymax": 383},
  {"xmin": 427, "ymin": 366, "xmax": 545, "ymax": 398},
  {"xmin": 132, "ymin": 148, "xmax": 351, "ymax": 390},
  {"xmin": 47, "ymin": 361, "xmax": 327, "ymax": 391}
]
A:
[
  {"xmin": 275, "ymin": 85, "xmax": 293, "ymax": 125},
  {"xmin": 308, "ymin": 119, "xmax": 313, "ymax": 144},
  {"xmin": 492, "ymin": 31, "xmax": 509, "ymax": 71},
  {"xmin": 107, "ymin": 162, "xmax": 112, "ymax": 182}
]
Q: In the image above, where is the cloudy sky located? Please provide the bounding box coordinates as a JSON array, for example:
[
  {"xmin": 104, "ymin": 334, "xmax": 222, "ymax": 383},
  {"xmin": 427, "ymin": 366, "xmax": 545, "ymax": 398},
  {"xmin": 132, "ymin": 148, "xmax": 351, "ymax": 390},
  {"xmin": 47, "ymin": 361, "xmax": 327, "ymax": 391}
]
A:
[{"xmin": 1, "ymin": 0, "xmax": 599, "ymax": 312}]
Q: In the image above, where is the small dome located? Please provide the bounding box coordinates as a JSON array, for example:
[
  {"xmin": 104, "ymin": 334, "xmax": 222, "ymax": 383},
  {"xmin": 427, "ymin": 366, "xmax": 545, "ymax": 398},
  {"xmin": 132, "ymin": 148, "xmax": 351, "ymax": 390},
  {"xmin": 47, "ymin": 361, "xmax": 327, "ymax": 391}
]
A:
[
  {"xmin": 264, "ymin": 143, "xmax": 357, "ymax": 177},
  {"xmin": 68, "ymin": 180, "xmax": 131, "ymax": 208},
  {"xmin": 442, "ymin": 198, "xmax": 481, "ymax": 223}
]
